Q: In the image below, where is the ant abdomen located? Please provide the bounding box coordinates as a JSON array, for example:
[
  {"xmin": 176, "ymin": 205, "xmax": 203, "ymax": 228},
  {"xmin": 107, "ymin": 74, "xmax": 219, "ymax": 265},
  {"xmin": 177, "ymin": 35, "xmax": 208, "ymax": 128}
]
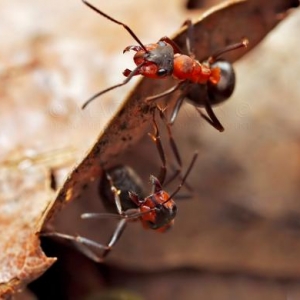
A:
[
  {"xmin": 99, "ymin": 165, "xmax": 145, "ymax": 212},
  {"xmin": 208, "ymin": 60, "xmax": 235, "ymax": 104},
  {"xmin": 186, "ymin": 59, "xmax": 235, "ymax": 107}
]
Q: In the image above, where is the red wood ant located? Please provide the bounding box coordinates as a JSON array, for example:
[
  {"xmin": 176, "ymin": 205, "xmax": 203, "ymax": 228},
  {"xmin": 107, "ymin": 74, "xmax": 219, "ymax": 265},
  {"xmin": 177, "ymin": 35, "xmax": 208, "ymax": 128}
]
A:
[
  {"xmin": 80, "ymin": 0, "xmax": 248, "ymax": 131},
  {"xmin": 42, "ymin": 108, "xmax": 198, "ymax": 262},
  {"xmin": 145, "ymin": 20, "xmax": 248, "ymax": 131}
]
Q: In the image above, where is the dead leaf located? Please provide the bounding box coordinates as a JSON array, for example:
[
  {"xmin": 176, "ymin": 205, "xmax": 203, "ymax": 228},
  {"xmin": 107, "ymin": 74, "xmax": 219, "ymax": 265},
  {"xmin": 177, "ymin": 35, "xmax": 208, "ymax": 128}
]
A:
[
  {"xmin": 1, "ymin": 0, "xmax": 299, "ymax": 298},
  {"xmin": 0, "ymin": 149, "xmax": 77, "ymax": 297}
]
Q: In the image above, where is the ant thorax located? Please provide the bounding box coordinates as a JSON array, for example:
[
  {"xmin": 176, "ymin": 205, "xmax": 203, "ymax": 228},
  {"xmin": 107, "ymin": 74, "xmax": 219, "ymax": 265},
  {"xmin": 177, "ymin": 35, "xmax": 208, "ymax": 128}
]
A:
[{"xmin": 172, "ymin": 53, "xmax": 220, "ymax": 84}]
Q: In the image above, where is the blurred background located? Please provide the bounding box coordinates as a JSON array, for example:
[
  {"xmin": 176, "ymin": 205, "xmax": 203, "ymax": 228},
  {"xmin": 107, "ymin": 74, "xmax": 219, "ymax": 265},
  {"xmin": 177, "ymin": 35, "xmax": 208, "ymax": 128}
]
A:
[{"xmin": 1, "ymin": 0, "xmax": 300, "ymax": 299}]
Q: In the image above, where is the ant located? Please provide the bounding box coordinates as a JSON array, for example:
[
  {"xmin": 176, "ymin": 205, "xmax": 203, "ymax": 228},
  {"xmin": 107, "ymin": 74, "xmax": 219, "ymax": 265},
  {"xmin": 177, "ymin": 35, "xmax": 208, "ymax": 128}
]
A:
[
  {"xmin": 42, "ymin": 108, "xmax": 198, "ymax": 262},
  {"xmin": 81, "ymin": 0, "xmax": 248, "ymax": 131},
  {"xmin": 145, "ymin": 20, "xmax": 248, "ymax": 131}
]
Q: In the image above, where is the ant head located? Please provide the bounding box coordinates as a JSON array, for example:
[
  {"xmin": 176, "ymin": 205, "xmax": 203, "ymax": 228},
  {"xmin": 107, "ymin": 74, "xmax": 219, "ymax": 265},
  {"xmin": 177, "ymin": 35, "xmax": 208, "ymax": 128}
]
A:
[
  {"xmin": 142, "ymin": 189, "xmax": 177, "ymax": 230},
  {"xmin": 142, "ymin": 153, "xmax": 198, "ymax": 231},
  {"xmin": 147, "ymin": 198, "xmax": 177, "ymax": 230},
  {"xmin": 132, "ymin": 41, "xmax": 174, "ymax": 78}
]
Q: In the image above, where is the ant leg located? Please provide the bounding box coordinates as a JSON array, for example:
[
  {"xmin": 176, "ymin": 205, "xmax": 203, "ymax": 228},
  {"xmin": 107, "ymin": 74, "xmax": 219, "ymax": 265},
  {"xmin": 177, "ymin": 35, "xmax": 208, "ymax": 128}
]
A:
[
  {"xmin": 149, "ymin": 175, "xmax": 163, "ymax": 194},
  {"xmin": 41, "ymin": 231, "xmax": 110, "ymax": 263},
  {"xmin": 182, "ymin": 20, "xmax": 195, "ymax": 57},
  {"xmin": 195, "ymin": 99, "xmax": 224, "ymax": 132},
  {"xmin": 157, "ymin": 106, "xmax": 182, "ymax": 167},
  {"xmin": 81, "ymin": 209, "xmax": 145, "ymax": 260},
  {"xmin": 82, "ymin": 0, "xmax": 147, "ymax": 52},
  {"xmin": 44, "ymin": 213, "xmax": 136, "ymax": 263},
  {"xmin": 159, "ymin": 36, "xmax": 183, "ymax": 54},
  {"xmin": 145, "ymin": 81, "xmax": 186, "ymax": 103},
  {"xmin": 80, "ymin": 172, "xmax": 143, "ymax": 259},
  {"xmin": 166, "ymin": 152, "xmax": 198, "ymax": 202},
  {"xmin": 149, "ymin": 110, "xmax": 167, "ymax": 185},
  {"xmin": 98, "ymin": 218, "xmax": 127, "ymax": 259},
  {"xmin": 149, "ymin": 107, "xmax": 187, "ymax": 185},
  {"xmin": 82, "ymin": 62, "xmax": 145, "ymax": 109},
  {"xmin": 42, "ymin": 218, "xmax": 127, "ymax": 262},
  {"xmin": 132, "ymin": 152, "xmax": 198, "ymax": 217},
  {"xmin": 163, "ymin": 168, "xmax": 181, "ymax": 188},
  {"xmin": 82, "ymin": 172, "xmax": 141, "ymax": 221},
  {"xmin": 169, "ymin": 90, "xmax": 188, "ymax": 125},
  {"xmin": 162, "ymin": 20, "xmax": 195, "ymax": 56},
  {"xmin": 43, "ymin": 172, "xmax": 135, "ymax": 262},
  {"xmin": 104, "ymin": 171, "xmax": 124, "ymax": 215},
  {"xmin": 164, "ymin": 165, "xmax": 194, "ymax": 192},
  {"xmin": 208, "ymin": 39, "xmax": 249, "ymax": 63}
]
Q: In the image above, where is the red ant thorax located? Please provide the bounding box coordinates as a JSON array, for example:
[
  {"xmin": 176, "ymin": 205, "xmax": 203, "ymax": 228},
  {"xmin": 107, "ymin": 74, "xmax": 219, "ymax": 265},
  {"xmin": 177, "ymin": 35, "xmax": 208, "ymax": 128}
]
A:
[{"xmin": 172, "ymin": 54, "xmax": 221, "ymax": 84}]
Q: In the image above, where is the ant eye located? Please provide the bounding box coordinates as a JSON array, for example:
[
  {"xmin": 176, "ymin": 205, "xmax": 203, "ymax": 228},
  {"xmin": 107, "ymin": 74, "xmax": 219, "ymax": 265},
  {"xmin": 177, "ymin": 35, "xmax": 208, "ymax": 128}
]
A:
[{"xmin": 157, "ymin": 68, "xmax": 168, "ymax": 77}]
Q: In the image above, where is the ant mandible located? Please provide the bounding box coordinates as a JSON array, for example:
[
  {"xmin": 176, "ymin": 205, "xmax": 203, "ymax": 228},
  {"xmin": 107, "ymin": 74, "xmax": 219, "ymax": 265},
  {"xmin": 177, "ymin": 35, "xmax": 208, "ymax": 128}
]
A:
[
  {"xmin": 81, "ymin": 0, "xmax": 248, "ymax": 131},
  {"xmin": 42, "ymin": 108, "xmax": 198, "ymax": 262}
]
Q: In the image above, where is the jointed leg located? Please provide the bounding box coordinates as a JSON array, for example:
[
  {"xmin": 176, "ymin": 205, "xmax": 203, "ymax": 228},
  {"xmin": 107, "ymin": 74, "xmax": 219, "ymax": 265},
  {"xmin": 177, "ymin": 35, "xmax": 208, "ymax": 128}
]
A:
[
  {"xmin": 182, "ymin": 19, "xmax": 195, "ymax": 57},
  {"xmin": 195, "ymin": 100, "xmax": 224, "ymax": 132},
  {"xmin": 145, "ymin": 81, "xmax": 186, "ymax": 103},
  {"xmin": 207, "ymin": 39, "xmax": 249, "ymax": 64},
  {"xmin": 41, "ymin": 231, "xmax": 109, "ymax": 263},
  {"xmin": 41, "ymin": 171, "xmax": 139, "ymax": 262},
  {"xmin": 149, "ymin": 110, "xmax": 167, "ymax": 185},
  {"xmin": 157, "ymin": 106, "xmax": 182, "ymax": 167},
  {"xmin": 166, "ymin": 152, "xmax": 198, "ymax": 202},
  {"xmin": 159, "ymin": 36, "xmax": 183, "ymax": 54}
]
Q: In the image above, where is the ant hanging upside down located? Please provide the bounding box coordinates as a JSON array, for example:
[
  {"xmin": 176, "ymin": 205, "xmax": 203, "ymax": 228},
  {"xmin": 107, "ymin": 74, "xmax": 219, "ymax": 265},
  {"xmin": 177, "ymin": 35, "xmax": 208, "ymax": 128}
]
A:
[
  {"xmin": 42, "ymin": 107, "xmax": 198, "ymax": 262},
  {"xmin": 81, "ymin": 0, "xmax": 248, "ymax": 131}
]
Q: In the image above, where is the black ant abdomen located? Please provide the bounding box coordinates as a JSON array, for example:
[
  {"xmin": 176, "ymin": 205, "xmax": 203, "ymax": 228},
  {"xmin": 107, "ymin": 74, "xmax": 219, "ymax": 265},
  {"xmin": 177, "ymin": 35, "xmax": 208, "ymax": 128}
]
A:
[
  {"xmin": 186, "ymin": 59, "xmax": 235, "ymax": 107},
  {"xmin": 207, "ymin": 59, "xmax": 235, "ymax": 104},
  {"xmin": 99, "ymin": 165, "xmax": 145, "ymax": 212}
]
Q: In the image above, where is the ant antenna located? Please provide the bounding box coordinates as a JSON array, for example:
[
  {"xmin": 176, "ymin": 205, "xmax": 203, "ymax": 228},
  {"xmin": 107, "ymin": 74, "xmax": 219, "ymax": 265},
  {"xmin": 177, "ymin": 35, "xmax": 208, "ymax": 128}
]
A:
[
  {"xmin": 81, "ymin": 0, "xmax": 152, "ymax": 109},
  {"xmin": 82, "ymin": 0, "xmax": 148, "ymax": 52},
  {"xmin": 81, "ymin": 61, "xmax": 146, "ymax": 109}
]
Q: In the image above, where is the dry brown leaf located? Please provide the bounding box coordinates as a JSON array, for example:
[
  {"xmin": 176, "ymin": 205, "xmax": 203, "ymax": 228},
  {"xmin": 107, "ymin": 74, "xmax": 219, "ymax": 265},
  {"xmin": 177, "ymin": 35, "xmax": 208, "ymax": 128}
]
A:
[
  {"xmin": 1, "ymin": 0, "xmax": 299, "ymax": 298},
  {"xmin": 0, "ymin": 149, "xmax": 78, "ymax": 297}
]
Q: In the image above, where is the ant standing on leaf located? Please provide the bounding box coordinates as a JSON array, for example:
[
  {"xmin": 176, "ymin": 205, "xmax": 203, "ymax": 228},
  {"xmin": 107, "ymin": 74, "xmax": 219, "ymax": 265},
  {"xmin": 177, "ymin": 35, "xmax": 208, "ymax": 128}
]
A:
[
  {"xmin": 42, "ymin": 108, "xmax": 198, "ymax": 262},
  {"xmin": 81, "ymin": 0, "xmax": 248, "ymax": 131}
]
